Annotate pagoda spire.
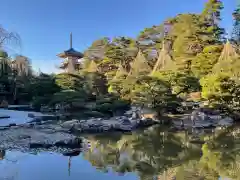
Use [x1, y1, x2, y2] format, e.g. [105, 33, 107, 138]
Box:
[70, 33, 73, 49]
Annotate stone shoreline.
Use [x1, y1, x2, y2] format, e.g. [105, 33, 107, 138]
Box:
[0, 106, 236, 153]
[0, 106, 159, 152]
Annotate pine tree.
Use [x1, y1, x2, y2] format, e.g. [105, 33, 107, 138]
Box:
[199, 0, 224, 44]
[108, 65, 127, 94]
[127, 50, 151, 78]
[192, 45, 222, 78]
[151, 42, 175, 75]
[112, 64, 127, 81]
[213, 40, 240, 79]
[171, 14, 202, 74]
[191, 0, 224, 77]
[86, 60, 98, 73]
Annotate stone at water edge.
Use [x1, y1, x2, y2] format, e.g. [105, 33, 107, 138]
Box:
[60, 120, 79, 129]
[218, 117, 233, 127]
[28, 113, 35, 118]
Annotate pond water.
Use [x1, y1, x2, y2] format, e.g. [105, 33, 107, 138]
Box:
[0, 109, 47, 126]
[0, 124, 240, 180]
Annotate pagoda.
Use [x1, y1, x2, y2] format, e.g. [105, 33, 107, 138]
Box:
[57, 33, 84, 73]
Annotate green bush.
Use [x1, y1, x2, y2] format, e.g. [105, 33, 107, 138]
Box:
[94, 99, 130, 116]
[32, 95, 53, 110]
[95, 103, 113, 114]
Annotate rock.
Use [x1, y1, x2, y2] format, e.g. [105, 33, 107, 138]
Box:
[8, 123, 17, 127]
[54, 126, 70, 133]
[218, 117, 233, 127]
[28, 113, 35, 118]
[18, 135, 31, 139]
[118, 125, 132, 131]
[61, 120, 79, 129]
[120, 118, 132, 125]
[101, 124, 112, 131]
[0, 127, 9, 130]
[209, 115, 221, 121]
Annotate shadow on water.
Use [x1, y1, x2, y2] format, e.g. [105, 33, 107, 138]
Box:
[1, 125, 240, 180]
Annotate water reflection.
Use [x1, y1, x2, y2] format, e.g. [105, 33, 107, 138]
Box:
[0, 150, 137, 180]
[0, 150, 6, 160]
[83, 126, 240, 180]
[0, 126, 240, 180]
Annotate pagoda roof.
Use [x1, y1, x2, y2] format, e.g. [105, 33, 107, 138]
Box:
[57, 48, 84, 58]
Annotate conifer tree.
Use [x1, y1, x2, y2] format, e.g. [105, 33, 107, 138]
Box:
[191, 0, 224, 77]
[86, 60, 98, 73]
[127, 50, 151, 78]
[200, 0, 224, 44]
[213, 40, 240, 79]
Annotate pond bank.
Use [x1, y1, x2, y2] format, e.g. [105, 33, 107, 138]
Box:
[0, 107, 158, 152]
[0, 106, 236, 153]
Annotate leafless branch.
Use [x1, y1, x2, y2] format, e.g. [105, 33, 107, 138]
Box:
[0, 25, 21, 49]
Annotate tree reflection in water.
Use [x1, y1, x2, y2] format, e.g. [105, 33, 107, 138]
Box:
[83, 126, 240, 180]
[0, 150, 6, 160]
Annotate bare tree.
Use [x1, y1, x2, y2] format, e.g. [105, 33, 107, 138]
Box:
[12, 55, 31, 76]
[0, 25, 21, 48]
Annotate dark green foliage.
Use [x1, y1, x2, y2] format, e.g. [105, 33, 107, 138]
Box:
[31, 73, 60, 97]
[192, 45, 222, 78]
[55, 73, 84, 91]
[130, 76, 181, 114]
[94, 95, 130, 116]
[83, 72, 108, 96]
[31, 95, 53, 110]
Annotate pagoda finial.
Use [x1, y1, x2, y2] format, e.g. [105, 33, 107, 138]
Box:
[70, 33, 73, 49]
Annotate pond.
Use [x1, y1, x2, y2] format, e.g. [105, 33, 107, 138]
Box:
[0, 109, 55, 127]
[0, 109, 44, 126]
[0, 124, 239, 180]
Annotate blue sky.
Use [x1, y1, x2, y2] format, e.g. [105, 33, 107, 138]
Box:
[0, 0, 236, 73]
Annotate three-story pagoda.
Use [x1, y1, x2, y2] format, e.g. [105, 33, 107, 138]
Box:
[57, 33, 83, 73]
